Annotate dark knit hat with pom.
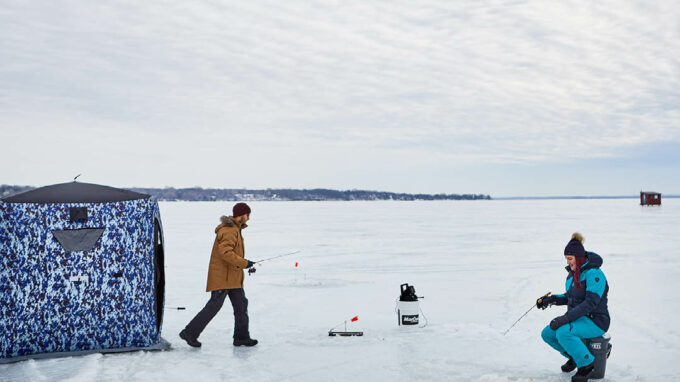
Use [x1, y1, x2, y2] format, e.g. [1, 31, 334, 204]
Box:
[233, 202, 251, 217]
[564, 232, 585, 257]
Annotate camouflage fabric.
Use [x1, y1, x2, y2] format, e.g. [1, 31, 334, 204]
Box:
[0, 198, 164, 360]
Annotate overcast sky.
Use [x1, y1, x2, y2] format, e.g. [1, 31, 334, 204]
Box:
[1, 1, 679, 197]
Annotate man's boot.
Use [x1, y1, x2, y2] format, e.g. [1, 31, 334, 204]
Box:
[179, 329, 202, 348]
[571, 362, 594, 382]
[233, 338, 258, 347]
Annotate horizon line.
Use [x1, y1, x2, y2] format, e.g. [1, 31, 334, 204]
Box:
[3, 184, 678, 200]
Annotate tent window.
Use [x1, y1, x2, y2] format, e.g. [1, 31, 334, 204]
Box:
[52, 228, 104, 252]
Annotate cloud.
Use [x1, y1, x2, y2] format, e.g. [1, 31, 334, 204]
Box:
[1, 0, 679, 188]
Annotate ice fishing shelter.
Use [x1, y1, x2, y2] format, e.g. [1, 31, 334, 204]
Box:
[640, 191, 661, 206]
[0, 182, 168, 363]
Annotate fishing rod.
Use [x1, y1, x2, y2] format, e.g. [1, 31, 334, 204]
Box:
[248, 250, 301, 275]
[503, 292, 550, 336]
[254, 250, 300, 264]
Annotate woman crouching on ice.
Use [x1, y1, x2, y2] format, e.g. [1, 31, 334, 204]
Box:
[537, 233, 610, 382]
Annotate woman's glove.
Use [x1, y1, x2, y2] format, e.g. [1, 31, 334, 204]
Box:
[549, 314, 570, 330]
[536, 294, 557, 310]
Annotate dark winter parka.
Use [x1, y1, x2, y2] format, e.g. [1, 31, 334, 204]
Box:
[553, 251, 610, 331]
[206, 216, 249, 291]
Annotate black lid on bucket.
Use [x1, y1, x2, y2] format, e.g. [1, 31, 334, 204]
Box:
[400, 284, 418, 301]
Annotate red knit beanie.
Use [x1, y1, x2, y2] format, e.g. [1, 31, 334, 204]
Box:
[233, 202, 251, 217]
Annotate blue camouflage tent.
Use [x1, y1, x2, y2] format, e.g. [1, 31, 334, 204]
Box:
[0, 182, 169, 363]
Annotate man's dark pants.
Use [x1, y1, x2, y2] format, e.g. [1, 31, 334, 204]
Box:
[184, 288, 250, 340]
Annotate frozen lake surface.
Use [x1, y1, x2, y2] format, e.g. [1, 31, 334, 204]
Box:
[2, 199, 679, 381]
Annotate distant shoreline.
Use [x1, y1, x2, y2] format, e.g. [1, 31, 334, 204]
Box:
[0, 185, 491, 202]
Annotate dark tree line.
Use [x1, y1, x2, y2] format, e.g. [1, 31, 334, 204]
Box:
[1, 185, 491, 201]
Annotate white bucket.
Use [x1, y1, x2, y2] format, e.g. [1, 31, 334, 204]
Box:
[396, 300, 419, 326]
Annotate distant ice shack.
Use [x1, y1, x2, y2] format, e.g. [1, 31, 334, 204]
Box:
[640, 191, 661, 206]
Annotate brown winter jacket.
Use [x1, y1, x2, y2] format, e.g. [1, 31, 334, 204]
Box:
[206, 216, 249, 291]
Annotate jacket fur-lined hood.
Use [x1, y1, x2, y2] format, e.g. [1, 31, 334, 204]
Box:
[220, 215, 236, 226]
[216, 215, 247, 232]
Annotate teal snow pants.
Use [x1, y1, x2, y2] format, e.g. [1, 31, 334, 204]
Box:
[541, 316, 605, 368]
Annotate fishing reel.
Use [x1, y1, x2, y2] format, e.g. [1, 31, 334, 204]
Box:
[248, 267, 257, 276]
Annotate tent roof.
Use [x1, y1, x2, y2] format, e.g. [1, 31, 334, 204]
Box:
[2, 182, 150, 203]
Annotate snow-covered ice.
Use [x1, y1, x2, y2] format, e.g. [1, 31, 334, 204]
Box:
[2, 199, 679, 381]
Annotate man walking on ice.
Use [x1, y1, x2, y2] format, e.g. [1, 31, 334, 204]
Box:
[180, 202, 258, 347]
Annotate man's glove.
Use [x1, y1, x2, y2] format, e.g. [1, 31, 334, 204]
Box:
[245, 260, 255, 269]
[536, 294, 557, 310]
[549, 314, 570, 330]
